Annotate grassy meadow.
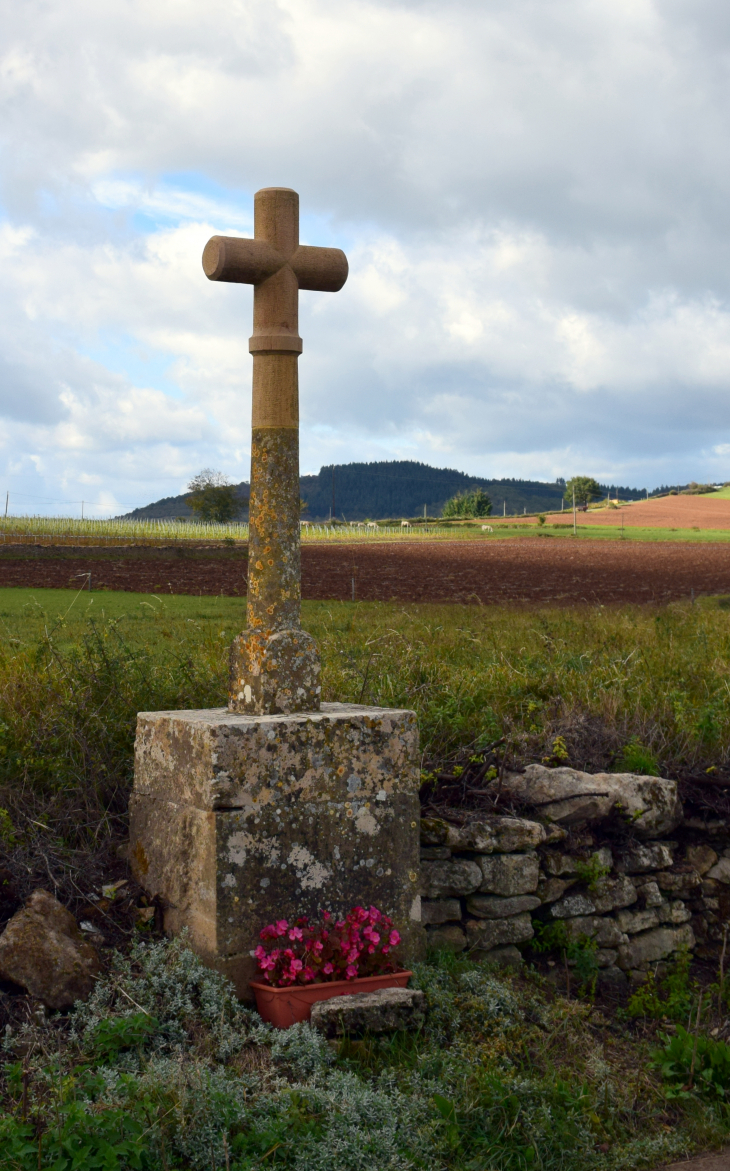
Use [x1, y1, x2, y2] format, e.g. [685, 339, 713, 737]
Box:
[1, 585, 730, 850]
[3, 587, 730, 1169]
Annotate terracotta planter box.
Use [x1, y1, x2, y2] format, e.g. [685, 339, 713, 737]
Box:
[250, 970, 412, 1029]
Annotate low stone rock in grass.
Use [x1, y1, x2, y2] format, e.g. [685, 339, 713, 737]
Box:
[656, 869, 702, 897]
[705, 857, 730, 885]
[500, 765, 682, 837]
[420, 859, 482, 898]
[420, 898, 461, 925]
[615, 906, 661, 935]
[536, 876, 576, 904]
[426, 924, 467, 952]
[473, 944, 523, 967]
[685, 844, 718, 875]
[596, 948, 618, 968]
[466, 894, 541, 919]
[445, 817, 546, 854]
[617, 923, 695, 970]
[591, 876, 637, 913]
[465, 911, 534, 950]
[310, 987, 427, 1038]
[477, 854, 540, 896]
[0, 889, 100, 1009]
[614, 842, 674, 874]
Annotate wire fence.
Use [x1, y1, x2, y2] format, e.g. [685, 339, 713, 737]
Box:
[0, 516, 470, 546]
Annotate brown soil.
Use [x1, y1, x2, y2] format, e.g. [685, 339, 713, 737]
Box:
[490, 494, 730, 530]
[2, 537, 730, 605]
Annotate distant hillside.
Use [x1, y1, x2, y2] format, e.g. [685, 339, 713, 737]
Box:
[122, 483, 250, 520]
[299, 461, 645, 520]
[122, 461, 646, 521]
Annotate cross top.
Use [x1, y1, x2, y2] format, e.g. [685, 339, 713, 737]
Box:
[202, 188, 348, 716]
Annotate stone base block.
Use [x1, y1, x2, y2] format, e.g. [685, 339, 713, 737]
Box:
[130, 702, 425, 999]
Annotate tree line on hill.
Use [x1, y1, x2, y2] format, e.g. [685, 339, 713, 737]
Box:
[121, 460, 648, 523]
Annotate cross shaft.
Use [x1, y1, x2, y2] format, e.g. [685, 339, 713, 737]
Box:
[203, 188, 348, 714]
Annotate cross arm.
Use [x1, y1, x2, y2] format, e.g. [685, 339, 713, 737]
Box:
[202, 235, 284, 285]
[202, 235, 348, 293]
[290, 246, 348, 292]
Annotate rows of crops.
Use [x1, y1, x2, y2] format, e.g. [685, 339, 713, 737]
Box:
[0, 516, 460, 545]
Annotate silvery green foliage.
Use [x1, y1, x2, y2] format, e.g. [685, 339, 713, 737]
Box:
[456, 968, 521, 1025]
[138, 1057, 250, 1171]
[251, 1069, 441, 1171]
[409, 962, 464, 1044]
[70, 932, 269, 1061]
[269, 1021, 334, 1078]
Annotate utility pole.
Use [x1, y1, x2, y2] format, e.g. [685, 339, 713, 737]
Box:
[331, 466, 335, 523]
[503, 500, 506, 516]
[424, 504, 427, 520]
[573, 488, 576, 536]
[3, 491, 7, 519]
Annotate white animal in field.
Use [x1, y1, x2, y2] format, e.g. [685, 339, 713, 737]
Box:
[482, 525, 493, 532]
[366, 522, 378, 529]
[401, 520, 411, 528]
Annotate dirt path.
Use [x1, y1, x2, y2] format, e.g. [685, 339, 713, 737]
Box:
[662, 1151, 730, 1171]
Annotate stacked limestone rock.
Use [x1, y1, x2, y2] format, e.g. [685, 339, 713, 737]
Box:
[420, 763, 727, 990]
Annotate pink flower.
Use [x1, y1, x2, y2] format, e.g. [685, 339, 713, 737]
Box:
[367, 944, 376, 954]
[290, 958, 303, 972]
[288, 926, 303, 941]
[254, 945, 266, 959]
[389, 930, 401, 947]
[275, 920, 289, 936]
[302, 966, 315, 982]
[368, 906, 382, 923]
[323, 962, 334, 975]
[382, 946, 390, 955]
[312, 940, 324, 953]
[346, 964, 358, 979]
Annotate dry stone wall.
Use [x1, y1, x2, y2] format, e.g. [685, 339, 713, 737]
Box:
[420, 764, 729, 991]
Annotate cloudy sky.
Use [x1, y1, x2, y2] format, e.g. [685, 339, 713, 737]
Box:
[3, 0, 730, 514]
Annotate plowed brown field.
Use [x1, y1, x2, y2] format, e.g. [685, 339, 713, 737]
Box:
[2, 538, 730, 605]
[491, 494, 730, 530]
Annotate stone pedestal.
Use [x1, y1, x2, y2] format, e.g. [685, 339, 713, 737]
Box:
[129, 702, 424, 999]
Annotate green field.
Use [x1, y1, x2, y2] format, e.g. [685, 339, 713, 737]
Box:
[3, 586, 730, 830]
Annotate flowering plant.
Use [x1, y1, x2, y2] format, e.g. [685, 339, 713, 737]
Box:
[254, 905, 402, 987]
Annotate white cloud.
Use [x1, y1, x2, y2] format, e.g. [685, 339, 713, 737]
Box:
[2, 0, 730, 510]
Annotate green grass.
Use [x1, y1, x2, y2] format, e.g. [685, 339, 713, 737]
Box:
[2, 587, 730, 853]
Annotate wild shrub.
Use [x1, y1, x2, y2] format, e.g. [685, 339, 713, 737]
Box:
[613, 738, 660, 776]
[624, 949, 697, 1022]
[652, 1026, 730, 1099]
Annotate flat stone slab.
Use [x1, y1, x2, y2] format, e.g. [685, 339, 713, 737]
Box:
[310, 987, 426, 1037]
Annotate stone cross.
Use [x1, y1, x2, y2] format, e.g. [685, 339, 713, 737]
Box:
[202, 188, 348, 715]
